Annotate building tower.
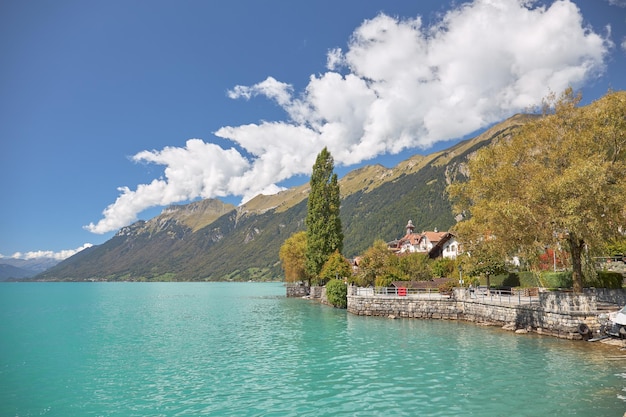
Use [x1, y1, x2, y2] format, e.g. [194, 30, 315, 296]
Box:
[405, 220, 415, 236]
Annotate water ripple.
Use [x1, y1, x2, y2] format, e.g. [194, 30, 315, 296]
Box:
[1, 283, 625, 416]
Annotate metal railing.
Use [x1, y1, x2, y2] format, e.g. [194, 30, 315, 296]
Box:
[352, 285, 540, 305]
[374, 286, 446, 297]
[350, 286, 452, 299]
[467, 287, 539, 305]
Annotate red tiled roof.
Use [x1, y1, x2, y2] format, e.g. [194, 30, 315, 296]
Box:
[401, 233, 421, 245]
[422, 231, 448, 243]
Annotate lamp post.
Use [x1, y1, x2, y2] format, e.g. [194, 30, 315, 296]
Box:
[458, 265, 463, 287]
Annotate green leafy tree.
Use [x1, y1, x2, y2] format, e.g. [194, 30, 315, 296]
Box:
[449, 89, 626, 292]
[355, 242, 435, 286]
[375, 254, 406, 287]
[319, 250, 352, 286]
[279, 231, 310, 284]
[606, 237, 626, 257]
[458, 242, 507, 294]
[355, 239, 392, 287]
[305, 148, 343, 280]
[325, 278, 348, 308]
[398, 253, 433, 281]
[431, 257, 455, 278]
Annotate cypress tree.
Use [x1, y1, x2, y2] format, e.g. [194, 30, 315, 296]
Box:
[305, 147, 343, 282]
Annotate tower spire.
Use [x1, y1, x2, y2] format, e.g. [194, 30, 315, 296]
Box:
[405, 220, 415, 236]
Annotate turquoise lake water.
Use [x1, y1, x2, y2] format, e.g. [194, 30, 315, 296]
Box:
[1, 282, 625, 416]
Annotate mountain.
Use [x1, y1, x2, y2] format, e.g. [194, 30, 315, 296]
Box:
[0, 264, 32, 281]
[0, 257, 60, 281]
[36, 114, 534, 282]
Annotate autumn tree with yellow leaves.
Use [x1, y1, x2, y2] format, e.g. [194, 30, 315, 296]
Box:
[279, 231, 311, 284]
[449, 89, 626, 292]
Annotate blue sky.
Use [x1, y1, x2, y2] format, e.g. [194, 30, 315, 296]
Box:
[1, 0, 625, 260]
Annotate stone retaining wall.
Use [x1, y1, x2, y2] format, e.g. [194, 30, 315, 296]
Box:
[347, 290, 605, 340]
[584, 288, 626, 306]
[286, 284, 309, 298]
[286, 285, 332, 306]
[309, 286, 324, 300]
[347, 296, 463, 320]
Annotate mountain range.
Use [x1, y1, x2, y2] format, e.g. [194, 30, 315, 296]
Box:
[35, 114, 534, 282]
[0, 257, 61, 281]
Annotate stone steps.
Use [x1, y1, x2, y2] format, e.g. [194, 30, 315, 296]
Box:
[597, 302, 621, 312]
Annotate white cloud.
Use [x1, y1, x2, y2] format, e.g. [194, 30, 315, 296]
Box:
[607, 0, 626, 7]
[5, 243, 94, 261]
[227, 76, 294, 108]
[87, 0, 610, 234]
[326, 47, 345, 70]
[85, 140, 250, 234]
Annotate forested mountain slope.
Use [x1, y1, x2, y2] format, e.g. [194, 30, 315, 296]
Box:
[37, 114, 533, 281]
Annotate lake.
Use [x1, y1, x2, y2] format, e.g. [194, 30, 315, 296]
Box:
[1, 282, 625, 416]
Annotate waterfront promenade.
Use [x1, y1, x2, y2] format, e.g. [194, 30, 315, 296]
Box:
[353, 285, 542, 306]
[346, 286, 626, 340]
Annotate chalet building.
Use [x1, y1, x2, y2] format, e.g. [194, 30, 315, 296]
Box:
[388, 220, 460, 260]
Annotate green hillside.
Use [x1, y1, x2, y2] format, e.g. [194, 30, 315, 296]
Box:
[36, 114, 532, 282]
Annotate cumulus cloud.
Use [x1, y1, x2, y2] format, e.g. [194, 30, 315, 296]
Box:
[5, 243, 94, 261]
[85, 140, 250, 234]
[87, 0, 609, 234]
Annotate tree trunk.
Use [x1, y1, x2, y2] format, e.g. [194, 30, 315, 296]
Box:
[569, 232, 585, 293]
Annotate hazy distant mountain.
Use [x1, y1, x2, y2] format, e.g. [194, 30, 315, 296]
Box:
[0, 257, 60, 280]
[36, 114, 534, 282]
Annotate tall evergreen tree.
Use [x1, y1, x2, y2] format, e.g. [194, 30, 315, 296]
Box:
[305, 148, 343, 281]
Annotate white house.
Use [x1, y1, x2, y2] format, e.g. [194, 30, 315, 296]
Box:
[389, 220, 460, 260]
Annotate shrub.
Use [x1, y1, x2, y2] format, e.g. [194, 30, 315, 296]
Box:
[518, 271, 540, 287]
[587, 271, 624, 289]
[477, 270, 624, 289]
[487, 273, 507, 287]
[489, 272, 540, 288]
[437, 279, 455, 294]
[326, 279, 347, 308]
[499, 273, 520, 287]
[540, 271, 572, 288]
